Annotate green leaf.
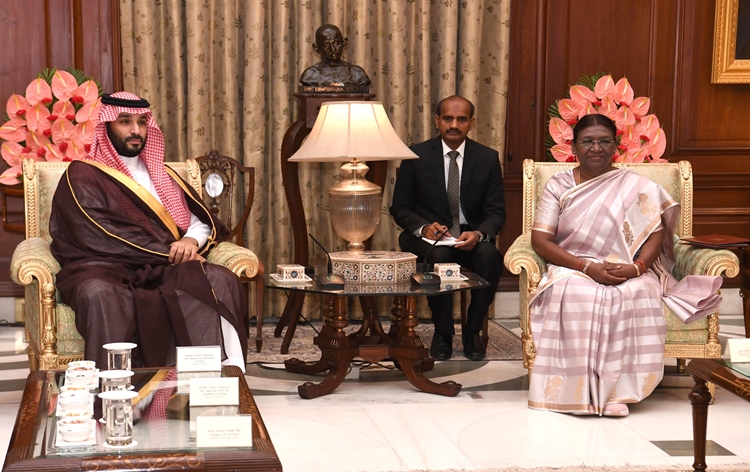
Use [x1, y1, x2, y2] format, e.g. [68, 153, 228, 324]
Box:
[547, 100, 561, 119]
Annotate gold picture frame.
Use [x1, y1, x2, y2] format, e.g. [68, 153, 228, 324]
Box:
[713, 0, 750, 83]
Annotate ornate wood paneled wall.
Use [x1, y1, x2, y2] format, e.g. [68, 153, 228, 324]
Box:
[0, 0, 119, 296]
[500, 0, 750, 289]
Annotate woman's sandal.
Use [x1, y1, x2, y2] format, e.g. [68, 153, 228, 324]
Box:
[603, 403, 629, 417]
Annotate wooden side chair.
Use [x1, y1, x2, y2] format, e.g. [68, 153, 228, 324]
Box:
[196, 150, 264, 352]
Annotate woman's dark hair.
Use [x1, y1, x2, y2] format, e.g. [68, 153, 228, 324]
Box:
[573, 114, 617, 141]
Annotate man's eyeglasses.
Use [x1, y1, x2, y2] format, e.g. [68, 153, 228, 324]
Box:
[575, 139, 616, 149]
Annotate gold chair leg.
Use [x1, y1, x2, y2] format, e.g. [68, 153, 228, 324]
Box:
[676, 358, 686, 373]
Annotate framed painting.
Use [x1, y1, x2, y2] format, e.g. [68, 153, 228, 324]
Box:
[713, 0, 750, 83]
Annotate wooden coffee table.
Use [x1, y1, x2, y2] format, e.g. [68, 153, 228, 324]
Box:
[687, 358, 750, 472]
[2, 366, 282, 471]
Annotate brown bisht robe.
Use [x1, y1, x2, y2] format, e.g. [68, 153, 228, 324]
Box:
[50, 160, 248, 368]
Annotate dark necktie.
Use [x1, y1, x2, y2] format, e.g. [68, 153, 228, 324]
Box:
[447, 150, 461, 238]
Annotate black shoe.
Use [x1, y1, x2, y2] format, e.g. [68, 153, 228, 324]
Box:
[463, 332, 486, 361]
[430, 333, 453, 361]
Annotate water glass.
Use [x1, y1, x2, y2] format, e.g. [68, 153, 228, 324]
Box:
[98, 370, 133, 423]
[98, 390, 138, 447]
[102, 342, 137, 371]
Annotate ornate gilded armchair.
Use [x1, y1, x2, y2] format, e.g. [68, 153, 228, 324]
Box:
[504, 159, 739, 373]
[10, 158, 260, 371]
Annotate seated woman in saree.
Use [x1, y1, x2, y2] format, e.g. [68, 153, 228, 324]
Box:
[527, 114, 720, 417]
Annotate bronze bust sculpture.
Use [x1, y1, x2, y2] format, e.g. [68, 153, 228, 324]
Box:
[300, 24, 371, 92]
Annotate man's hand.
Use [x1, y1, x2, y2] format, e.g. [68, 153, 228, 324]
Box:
[454, 231, 480, 251]
[422, 222, 449, 240]
[169, 237, 205, 264]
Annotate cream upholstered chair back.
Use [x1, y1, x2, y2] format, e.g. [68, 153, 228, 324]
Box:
[24, 159, 203, 242]
[521, 160, 692, 237]
[505, 159, 739, 379]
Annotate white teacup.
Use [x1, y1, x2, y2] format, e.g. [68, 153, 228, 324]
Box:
[58, 417, 93, 442]
[68, 360, 96, 370]
[434, 263, 462, 279]
[58, 408, 93, 419]
[66, 368, 96, 386]
[277, 264, 306, 280]
[58, 391, 91, 411]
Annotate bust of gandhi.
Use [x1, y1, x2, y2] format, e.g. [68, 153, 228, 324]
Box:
[300, 24, 371, 88]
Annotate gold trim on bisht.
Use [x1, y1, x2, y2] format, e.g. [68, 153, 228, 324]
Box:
[166, 166, 218, 256]
[82, 161, 181, 240]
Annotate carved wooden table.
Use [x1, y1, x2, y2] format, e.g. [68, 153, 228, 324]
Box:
[267, 273, 490, 399]
[687, 359, 750, 472]
[3, 366, 282, 471]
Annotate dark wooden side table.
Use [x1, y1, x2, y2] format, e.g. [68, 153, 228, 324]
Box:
[686, 358, 750, 472]
[267, 273, 490, 399]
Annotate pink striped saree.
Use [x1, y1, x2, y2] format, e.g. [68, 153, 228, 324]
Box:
[528, 168, 679, 415]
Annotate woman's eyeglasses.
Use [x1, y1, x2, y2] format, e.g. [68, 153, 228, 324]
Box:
[575, 139, 616, 149]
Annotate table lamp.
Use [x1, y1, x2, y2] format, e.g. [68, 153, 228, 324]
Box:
[288, 101, 418, 251]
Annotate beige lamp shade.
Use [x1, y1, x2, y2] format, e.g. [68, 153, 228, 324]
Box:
[288, 101, 416, 253]
[288, 101, 418, 162]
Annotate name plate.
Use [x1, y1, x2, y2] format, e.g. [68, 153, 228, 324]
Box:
[196, 415, 253, 448]
[190, 377, 239, 406]
[728, 338, 750, 363]
[176, 346, 221, 372]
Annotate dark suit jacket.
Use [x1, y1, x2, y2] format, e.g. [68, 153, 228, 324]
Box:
[390, 137, 506, 239]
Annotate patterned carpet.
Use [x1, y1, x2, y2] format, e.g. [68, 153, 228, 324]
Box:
[248, 319, 523, 364]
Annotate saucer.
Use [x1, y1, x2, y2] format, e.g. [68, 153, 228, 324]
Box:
[55, 419, 97, 447]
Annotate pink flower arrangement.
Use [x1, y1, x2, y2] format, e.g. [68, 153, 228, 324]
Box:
[546, 72, 667, 164]
[0, 68, 102, 185]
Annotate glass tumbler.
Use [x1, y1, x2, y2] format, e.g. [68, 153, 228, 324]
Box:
[98, 370, 134, 423]
[102, 342, 137, 371]
[98, 390, 138, 447]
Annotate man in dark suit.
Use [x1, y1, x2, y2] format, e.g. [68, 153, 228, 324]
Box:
[390, 95, 505, 361]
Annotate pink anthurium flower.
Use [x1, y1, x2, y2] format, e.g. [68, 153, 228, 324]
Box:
[41, 142, 64, 162]
[647, 128, 666, 159]
[25, 78, 53, 106]
[614, 105, 636, 129]
[0, 119, 27, 142]
[619, 125, 641, 151]
[52, 100, 76, 118]
[624, 148, 648, 163]
[598, 96, 618, 120]
[0, 166, 22, 185]
[612, 77, 634, 106]
[25, 130, 50, 151]
[569, 85, 597, 106]
[556, 98, 580, 122]
[75, 100, 101, 124]
[51, 70, 78, 101]
[635, 114, 660, 137]
[594, 75, 615, 99]
[25, 103, 51, 133]
[548, 118, 574, 145]
[75, 121, 95, 145]
[577, 102, 599, 119]
[65, 139, 88, 160]
[6, 94, 30, 118]
[73, 80, 99, 105]
[51, 117, 76, 144]
[630, 97, 650, 119]
[550, 143, 573, 162]
[1, 142, 24, 168]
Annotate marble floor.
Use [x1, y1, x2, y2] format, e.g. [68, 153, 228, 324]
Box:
[1, 291, 750, 472]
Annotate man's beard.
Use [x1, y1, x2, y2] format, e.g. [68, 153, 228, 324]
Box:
[106, 124, 146, 157]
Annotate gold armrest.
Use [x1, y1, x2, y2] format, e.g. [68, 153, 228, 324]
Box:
[10, 237, 60, 287]
[206, 241, 260, 279]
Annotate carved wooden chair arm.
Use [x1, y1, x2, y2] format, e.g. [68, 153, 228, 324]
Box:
[504, 231, 547, 281]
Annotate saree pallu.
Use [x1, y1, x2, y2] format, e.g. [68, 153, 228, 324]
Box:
[528, 169, 678, 415]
